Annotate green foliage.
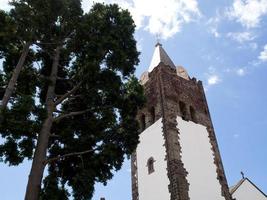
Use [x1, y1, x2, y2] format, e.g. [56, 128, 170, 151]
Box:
[48, 77, 144, 199]
[0, 94, 37, 164]
[0, 10, 17, 57]
[40, 165, 69, 200]
[0, 1, 145, 199]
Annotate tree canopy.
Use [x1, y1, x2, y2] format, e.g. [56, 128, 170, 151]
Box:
[0, 0, 145, 199]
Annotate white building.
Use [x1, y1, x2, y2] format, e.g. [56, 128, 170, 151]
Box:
[230, 178, 266, 200]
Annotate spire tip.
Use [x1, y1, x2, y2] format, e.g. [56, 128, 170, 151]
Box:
[155, 42, 162, 47]
[155, 33, 162, 47]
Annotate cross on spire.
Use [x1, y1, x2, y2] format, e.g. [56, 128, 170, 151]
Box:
[241, 171, 245, 179]
[155, 33, 162, 47]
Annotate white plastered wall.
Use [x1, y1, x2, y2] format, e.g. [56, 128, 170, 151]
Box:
[177, 116, 225, 200]
[232, 179, 267, 200]
[136, 118, 170, 200]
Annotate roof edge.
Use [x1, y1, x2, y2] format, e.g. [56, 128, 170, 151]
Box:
[230, 178, 267, 197]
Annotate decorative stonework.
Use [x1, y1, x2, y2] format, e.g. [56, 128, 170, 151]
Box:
[131, 151, 139, 200]
[132, 59, 233, 200]
[176, 66, 189, 80]
[207, 127, 232, 200]
[158, 67, 190, 200]
[140, 71, 149, 85]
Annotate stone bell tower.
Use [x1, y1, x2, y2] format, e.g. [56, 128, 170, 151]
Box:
[131, 43, 232, 200]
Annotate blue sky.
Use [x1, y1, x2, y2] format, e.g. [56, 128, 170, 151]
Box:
[0, 0, 267, 199]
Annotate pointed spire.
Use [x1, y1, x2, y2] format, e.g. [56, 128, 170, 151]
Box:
[148, 43, 176, 72]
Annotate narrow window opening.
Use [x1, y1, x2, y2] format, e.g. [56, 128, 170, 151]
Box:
[179, 101, 187, 120]
[140, 114, 146, 131]
[147, 157, 155, 174]
[190, 106, 197, 123]
[150, 107, 155, 124]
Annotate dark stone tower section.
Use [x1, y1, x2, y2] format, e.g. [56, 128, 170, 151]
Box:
[131, 151, 139, 200]
[131, 44, 232, 200]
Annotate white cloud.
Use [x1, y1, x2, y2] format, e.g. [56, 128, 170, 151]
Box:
[236, 68, 246, 76]
[224, 67, 247, 76]
[206, 14, 222, 38]
[227, 31, 255, 43]
[1, 0, 200, 39]
[210, 27, 220, 38]
[226, 0, 267, 28]
[258, 44, 267, 61]
[82, 0, 201, 39]
[204, 74, 222, 91]
[0, 0, 12, 11]
[207, 75, 221, 86]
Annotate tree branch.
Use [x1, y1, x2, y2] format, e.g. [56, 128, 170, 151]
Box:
[54, 81, 83, 106]
[49, 133, 61, 138]
[54, 109, 90, 122]
[44, 146, 100, 165]
[56, 76, 69, 80]
[1, 42, 31, 109]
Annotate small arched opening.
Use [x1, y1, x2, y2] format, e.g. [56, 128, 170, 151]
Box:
[179, 101, 187, 120]
[147, 157, 155, 174]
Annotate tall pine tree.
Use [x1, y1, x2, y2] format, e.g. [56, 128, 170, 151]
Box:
[0, 0, 145, 199]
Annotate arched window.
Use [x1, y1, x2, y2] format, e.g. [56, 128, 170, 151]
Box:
[150, 107, 155, 124]
[190, 106, 197, 122]
[147, 157, 155, 174]
[179, 101, 187, 120]
[140, 114, 146, 131]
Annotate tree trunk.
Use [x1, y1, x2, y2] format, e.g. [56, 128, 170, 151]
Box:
[24, 46, 60, 200]
[1, 41, 31, 109]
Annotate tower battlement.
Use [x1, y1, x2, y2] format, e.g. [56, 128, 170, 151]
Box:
[138, 63, 210, 129]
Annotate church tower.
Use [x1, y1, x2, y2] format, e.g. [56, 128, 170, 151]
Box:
[131, 43, 233, 200]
